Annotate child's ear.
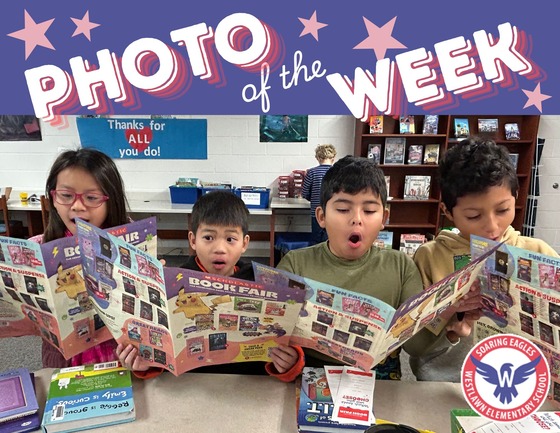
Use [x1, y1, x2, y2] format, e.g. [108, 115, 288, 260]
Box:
[315, 206, 326, 228]
[188, 231, 197, 252]
[381, 207, 390, 229]
[241, 234, 250, 253]
[440, 203, 454, 222]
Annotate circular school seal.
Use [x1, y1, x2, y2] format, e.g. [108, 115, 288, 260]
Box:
[461, 334, 549, 422]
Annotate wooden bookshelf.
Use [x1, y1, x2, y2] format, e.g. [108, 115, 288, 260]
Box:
[355, 115, 540, 249]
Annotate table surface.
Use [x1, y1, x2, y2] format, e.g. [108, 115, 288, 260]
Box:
[7, 197, 311, 214]
[31, 369, 481, 433]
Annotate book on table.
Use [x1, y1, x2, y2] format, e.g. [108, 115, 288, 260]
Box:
[0, 217, 158, 360]
[297, 366, 370, 433]
[41, 362, 135, 433]
[0, 368, 39, 432]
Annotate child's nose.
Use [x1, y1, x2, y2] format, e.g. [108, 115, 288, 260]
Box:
[350, 211, 363, 225]
[71, 196, 87, 211]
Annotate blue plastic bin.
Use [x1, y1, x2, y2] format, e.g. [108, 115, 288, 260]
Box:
[169, 186, 200, 204]
[234, 187, 270, 209]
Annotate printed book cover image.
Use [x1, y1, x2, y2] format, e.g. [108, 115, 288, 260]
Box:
[368, 115, 383, 134]
[76, 219, 307, 376]
[41, 362, 135, 433]
[454, 118, 469, 138]
[383, 138, 406, 164]
[422, 115, 439, 134]
[297, 366, 365, 433]
[0, 217, 157, 360]
[403, 175, 431, 200]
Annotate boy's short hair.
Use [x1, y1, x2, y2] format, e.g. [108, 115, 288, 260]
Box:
[191, 191, 249, 235]
[440, 137, 519, 211]
[320, 155, 387, 209]
[315, 144, 337, 161]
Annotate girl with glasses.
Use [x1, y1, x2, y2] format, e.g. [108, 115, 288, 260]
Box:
[29, 148, 129, 369]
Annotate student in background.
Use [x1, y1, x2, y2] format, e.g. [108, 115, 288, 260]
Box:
[117, 190, 304, 381]
[278, 156, 478, 379]
[411, 137, 559, 382]
[29, 148, 130, 368]
[302, 144, 337, 245]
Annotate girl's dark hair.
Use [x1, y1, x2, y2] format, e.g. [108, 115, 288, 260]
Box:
[43, 148, 129, 242]
[439, 137, 518, 211]
[191, 191, 249, 236]
[320, 155, 387, 210]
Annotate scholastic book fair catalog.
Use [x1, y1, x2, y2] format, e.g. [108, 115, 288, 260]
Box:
[256, 245, 499, 372]
[0, 218, 157, 360]
[76, 219, 307, 376]
[471, 236, 560, 406]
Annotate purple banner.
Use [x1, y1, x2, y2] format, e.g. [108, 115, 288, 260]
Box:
[1, 1, 558, 119]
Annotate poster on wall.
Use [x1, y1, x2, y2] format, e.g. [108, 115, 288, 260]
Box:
[0, 115, 41, 141]
[259, 115, 308, 142]
[76, 117, 207, 159]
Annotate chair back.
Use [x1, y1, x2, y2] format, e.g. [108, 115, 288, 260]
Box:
[0, 194, 10, 236]
[40, 195, 50, 231]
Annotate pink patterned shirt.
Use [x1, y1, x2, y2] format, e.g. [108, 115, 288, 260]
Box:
[31, 232, 118, 368]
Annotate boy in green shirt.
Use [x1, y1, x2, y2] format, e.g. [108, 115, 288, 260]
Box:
[411, 138, 558, 382]
[278, 155, 479, 379]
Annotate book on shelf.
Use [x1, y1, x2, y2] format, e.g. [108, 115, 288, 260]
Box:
[0, 218, 158, 360]
[399, 234, 427, 258]
[505, 122, 520, 140]
[509, 153, 519, 170]
[477, 118, 498, 133]
[367, 144, 382, 164]
[423, 144, 440, 164]
[454, 118, 469, 138]
[41, 362, 135, 433]
[403, 175, 431, 200]
[422, 115, 439, 134]
[384, 176, 391, 199]
[399, 115, 415, 134]
[368, 115, 383, 134]
[0, 368, 39, 429]
[383, 137, 406, 164]
[297, 367, 369, 433]
[373, 231, 393, 249]
[407, 145, 423, 165]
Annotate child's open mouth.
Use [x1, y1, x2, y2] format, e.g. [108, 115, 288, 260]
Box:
[348, 233, 362, 246]
[212, 260, 226, 270]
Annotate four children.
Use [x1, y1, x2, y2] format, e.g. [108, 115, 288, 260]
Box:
[10, 138, 560, 385]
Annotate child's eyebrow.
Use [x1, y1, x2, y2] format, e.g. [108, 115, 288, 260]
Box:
[332, 198, 382, 206]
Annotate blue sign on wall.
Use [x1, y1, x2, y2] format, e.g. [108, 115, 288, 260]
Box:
[76, 118, 207, 159]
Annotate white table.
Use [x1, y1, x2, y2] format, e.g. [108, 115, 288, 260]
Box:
[30, 369, 505, 433]
[7, 195, 310, 266]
